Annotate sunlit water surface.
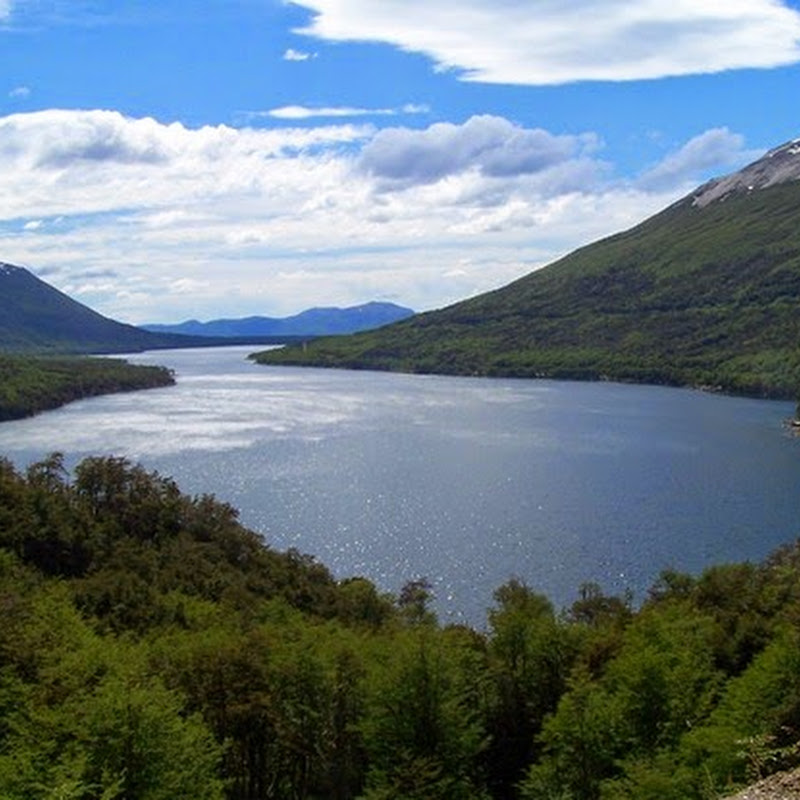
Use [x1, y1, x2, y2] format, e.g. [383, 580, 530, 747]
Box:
[1, 346, 798, 626]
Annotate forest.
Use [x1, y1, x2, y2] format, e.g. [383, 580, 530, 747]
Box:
[0, 356, 174, 421]
[1, 453, 800, 799]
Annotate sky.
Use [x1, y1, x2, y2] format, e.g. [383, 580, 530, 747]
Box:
[1, 1, 799, 324]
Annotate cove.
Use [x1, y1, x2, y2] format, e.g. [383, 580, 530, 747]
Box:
[0, 345, 797, 626]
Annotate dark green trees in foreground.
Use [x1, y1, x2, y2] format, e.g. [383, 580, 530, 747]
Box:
[2, 454, 800, 798]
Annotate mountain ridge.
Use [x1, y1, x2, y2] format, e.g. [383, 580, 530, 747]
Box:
[690, 137, 800, 208]
[0, 263, 306, 354]
[143, 301, 415, 338]
[0, 262, 186, 353]
[254, 139, 800, 399]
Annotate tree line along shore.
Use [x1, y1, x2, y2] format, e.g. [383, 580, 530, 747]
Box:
[0, 354, 174, 422]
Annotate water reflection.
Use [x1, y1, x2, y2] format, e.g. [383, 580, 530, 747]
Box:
[0, 346, 797, 626]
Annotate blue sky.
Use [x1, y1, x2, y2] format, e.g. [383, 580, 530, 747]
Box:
[1, 0, 800, 323]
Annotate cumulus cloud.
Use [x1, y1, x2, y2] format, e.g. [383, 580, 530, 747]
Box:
[257, 103, 429, 120]
[0, 109, 737, 323]
[637, 128, 762, 191]
[291, 0, 800, 84]
[0, 109, 372, 216]
[359, 115, 600, 188]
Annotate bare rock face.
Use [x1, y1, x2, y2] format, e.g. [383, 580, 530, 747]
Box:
[691, 139, 800, 208]
[724, 767, 800, 799]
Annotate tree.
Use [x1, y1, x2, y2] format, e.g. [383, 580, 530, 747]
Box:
[485, 579, 576, 798]
[397, 579, 436, 626]
[360, 629, 489, 799]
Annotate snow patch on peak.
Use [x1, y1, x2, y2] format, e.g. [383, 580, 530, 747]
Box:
[0, 262, 23, 276]
[691, 136, 800, 208]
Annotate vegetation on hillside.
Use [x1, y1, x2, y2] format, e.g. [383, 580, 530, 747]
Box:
[0, 355, 174, 421]
[255, 183, 800, 399]
[2, 453, 800, 798]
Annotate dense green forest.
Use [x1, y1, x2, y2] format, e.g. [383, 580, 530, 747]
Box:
[1, 453, 800, 798]
[0, 355, 174, 421]
[255, 182, 800, 399]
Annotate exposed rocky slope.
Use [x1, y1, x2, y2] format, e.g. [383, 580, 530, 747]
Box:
[726, 768, 800, 800]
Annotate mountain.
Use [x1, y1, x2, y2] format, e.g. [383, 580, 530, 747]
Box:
[0, 262, 195, 353]
[0, 263, 302, 354]
[255, 138, 800, 399]
[143, 301, 415, 337]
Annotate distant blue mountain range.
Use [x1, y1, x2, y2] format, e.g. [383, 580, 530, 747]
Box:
[143, 301, 415, 337]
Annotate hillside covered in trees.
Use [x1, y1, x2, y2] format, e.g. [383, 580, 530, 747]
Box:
[0, 355, 174, 421]
[256, 143, 800, 400]
[2, 453, 800, 799]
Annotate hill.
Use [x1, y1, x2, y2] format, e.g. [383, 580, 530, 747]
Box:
[0, 262, 302, 355]
[0, 354, 174, 421]
[143, 300, 415, 337]
[0, 262, 195, 354]
[254, 139, 800, 399]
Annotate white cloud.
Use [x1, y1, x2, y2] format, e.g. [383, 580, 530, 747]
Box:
[283, 47, 316, 61]
[255, 104, 429, 120]
[291, 0, 800, 84]
[0, 0, 12, 20]
[359, 115, 601, 188]
[8, 86, 30, 99]
[0, 109, 372, 216]
[0, 109, 739, 323]
[637, 128, 762, 191]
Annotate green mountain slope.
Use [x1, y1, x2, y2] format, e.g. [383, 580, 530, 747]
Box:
[255, 143, 800, 398]
[0, 262, 194, 353]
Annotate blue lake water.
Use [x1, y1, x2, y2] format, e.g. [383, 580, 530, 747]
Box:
[1, 345, 798, 626]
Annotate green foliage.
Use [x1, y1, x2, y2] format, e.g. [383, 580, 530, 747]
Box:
[0, 355, 174, 421]
[680, 627, 800, 793]
[485, 580, 579, 797]
[397, 578, 437, 626]
[359, 628, 489, 799]
[0, 578, 224, 800]
[2, 454, 800, 798]
[254, 182, 800, 399]
[522, 666, 620, 800]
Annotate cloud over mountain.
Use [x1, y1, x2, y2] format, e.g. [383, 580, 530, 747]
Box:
[0, 109, 761, 324]
[291, 0, 800, 84]
[637, 128, 761, 192]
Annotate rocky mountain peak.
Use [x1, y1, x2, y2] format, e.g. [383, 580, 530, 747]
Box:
[691, 137, 800, 208]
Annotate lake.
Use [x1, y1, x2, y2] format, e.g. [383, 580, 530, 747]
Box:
[1, 345, 798, 626]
